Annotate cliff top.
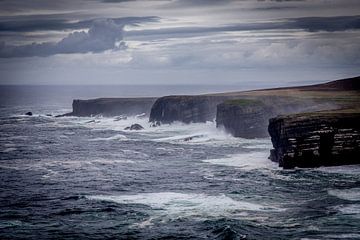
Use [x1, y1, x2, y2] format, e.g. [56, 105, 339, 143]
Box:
[221, 99, 264, 106]
[270, 108, 360, 123]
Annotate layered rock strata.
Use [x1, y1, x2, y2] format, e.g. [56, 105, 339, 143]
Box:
[268, 111, 360, 169]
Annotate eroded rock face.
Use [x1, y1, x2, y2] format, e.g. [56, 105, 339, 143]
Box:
[215, 95, 341, 139]
[216, 99, 274, 138]
[268, 112, 360, 169]
[149, 96, 230, 124]
[62, 98, 156, 117]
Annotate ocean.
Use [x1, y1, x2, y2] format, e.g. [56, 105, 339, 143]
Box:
[0, 85, 359, 239]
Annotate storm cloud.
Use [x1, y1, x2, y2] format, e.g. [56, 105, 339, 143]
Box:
[0, 0, 359, 85]
[0, 19, 125, 57]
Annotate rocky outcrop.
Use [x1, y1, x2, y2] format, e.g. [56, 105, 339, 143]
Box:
[149, 95, 231, 124]
[62, 98, 156, 117]
[124, 124, 144, 130]
[268, 111, 360, 169]
[216, 99, 274, 138]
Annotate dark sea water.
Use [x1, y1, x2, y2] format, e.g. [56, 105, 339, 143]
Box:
[0, 85, 360, 240]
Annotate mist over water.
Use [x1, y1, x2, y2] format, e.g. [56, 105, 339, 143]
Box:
[0, 84, 245, 109]
[1, 85, 360, 239]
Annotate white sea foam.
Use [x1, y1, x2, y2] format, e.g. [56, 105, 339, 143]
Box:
[62, 116, 272, 148]
[336, 204, 360, 217]
[202, 151, 277, 170]
[2, 147, 17, 153]
[317, 165, 360, 175]
[87, 192, 281, 221]
[328, 188, 360, 201]
[150, 121, 241, 146]
[88, 134, 127, 141]
[81, 116, 150, 132]
[322, 234, 360, 239]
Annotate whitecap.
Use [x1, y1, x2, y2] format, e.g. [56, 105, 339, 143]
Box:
[88, 134, 127, 141]
[87, 192, 282, 221]
[322, 234, 360, 239]
[337, 204, 360, 217]
[328, 188, 360, 201]
[202, 151, 277, 170]
[317, 165, 360, 175]
[2, 147, 17, 153]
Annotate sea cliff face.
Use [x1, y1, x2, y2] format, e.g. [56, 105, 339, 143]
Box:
[215, 96, 338, 138]
[149, 95, 230, 124]
[268, 112, 360, 169]
[216, 99, 274, 138]
[65, 98, 156, 117]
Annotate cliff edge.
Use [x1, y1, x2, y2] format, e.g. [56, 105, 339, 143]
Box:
[62, 97, 156, 117]
[149, 95, 231, 123]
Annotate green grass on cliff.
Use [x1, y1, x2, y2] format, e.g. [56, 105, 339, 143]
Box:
[224, 99, 264, 106]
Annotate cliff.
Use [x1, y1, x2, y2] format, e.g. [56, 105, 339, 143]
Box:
[215, 76, 360, 138]
[62, 97, 156, 117]
[216, 99, 274, 138]
[268, 110, 360, 169]
[149, 77, 359, 132]
[149, 95, 231, 123]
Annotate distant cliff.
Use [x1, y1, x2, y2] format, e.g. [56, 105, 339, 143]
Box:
[268, 111, 360, 169]
[62, 98, 156, 117]
[149, 95, 231, 123]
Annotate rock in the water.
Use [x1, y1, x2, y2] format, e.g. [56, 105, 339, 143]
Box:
[268, 111, 360, 169]
[124, 124, 144, 130]
[25, 112, 33, 116]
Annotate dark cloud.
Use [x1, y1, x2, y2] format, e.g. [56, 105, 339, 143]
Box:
[0, 15, 159, 32]
[0, 19, 126, 57]
[127, 15, 360, 38]
[1, 14, 359, 58]
[290, 15, 360, 32]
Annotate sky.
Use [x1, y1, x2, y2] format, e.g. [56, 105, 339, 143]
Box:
[0, 0, 359, 87]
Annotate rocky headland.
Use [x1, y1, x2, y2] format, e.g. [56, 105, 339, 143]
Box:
[63, 76, 359, 168]
[61, 97, 156, 117]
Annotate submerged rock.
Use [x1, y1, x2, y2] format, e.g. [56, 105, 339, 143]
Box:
[124, 124, 144, 130]
[268, 111, 360, 169]
[25, 112, 33, 116]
